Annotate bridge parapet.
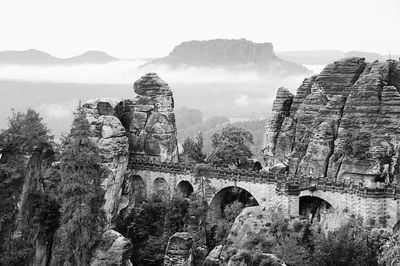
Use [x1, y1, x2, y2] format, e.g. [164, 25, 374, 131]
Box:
[128, 158, 287, 183]
[294, 176, 400, 198]
[128, 158, 400, 199]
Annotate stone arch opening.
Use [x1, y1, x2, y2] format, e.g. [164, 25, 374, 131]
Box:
[153, 177, 170, 200]
[131, 175, 146, 201]
[299, 196, 333, 224]
[177, 180, 194, 198]
[209, 186, 259, 221]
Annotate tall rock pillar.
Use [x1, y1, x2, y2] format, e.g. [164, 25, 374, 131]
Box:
[116, 73, 179, 163]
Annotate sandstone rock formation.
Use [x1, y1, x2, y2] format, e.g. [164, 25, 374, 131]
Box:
[263, 58, 400, 182]
[13, 145, 55, 266]
[115, 73, 179, 163]
[164, 232, 193, 266]
[91, 230, 132, 266]
[205, 207, 288, 266]
[83, 99, 129, 224]
[143, 39, 309, 75]
[263, 87, 294, 167]
[81, 74, 180, 264]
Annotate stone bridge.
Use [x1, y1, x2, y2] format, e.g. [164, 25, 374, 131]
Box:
[126, 159, 400, 230]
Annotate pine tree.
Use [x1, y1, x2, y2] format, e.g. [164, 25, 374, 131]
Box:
[0, 108, 53, 159]
[53, 107, 105, 265]
[0, 109, 54, 263]
[182, 132, 206, 163]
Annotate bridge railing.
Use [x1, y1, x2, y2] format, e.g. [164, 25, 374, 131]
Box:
[128, 158, 400, 198]
[128, 158, 289, 182]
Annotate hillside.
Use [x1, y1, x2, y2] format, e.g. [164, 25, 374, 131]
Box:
[0, 49, 119, 65]
[143, 39, 310, 76]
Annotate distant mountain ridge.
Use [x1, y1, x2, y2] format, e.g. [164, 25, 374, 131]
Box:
[143, 39, 310, 75]
[0, 49, 119, 65]
[276, 50, 399, 65]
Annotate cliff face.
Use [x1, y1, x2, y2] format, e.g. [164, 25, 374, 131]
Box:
[144, 39, 309, 75]
[83, 99, 129, 225]
[263, 58, 400, 182]
[115, 73, 179, 163]
[79, 73, 179, 265]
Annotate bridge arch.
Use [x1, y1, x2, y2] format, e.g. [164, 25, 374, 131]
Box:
[153, 177, 170, 200]
[299, 191, 344, 231]
[209, 186, 259, 221]
[299, 190, 339, 211]
[299, 195, 333, 223]
[177, 180, 194, 198]
[130, 175, 146, 202]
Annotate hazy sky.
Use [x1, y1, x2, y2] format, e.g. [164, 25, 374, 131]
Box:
[0, 0, 399, 58]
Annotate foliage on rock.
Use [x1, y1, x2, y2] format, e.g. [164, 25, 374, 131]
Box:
[0, 109, 55, 263]
[208, 125, 254, 168]
[379, 232, 400, 266]
[52, 108, 106, 265]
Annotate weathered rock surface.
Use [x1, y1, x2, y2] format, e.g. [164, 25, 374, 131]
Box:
[115, 73, 179, 163]
[263, 87, 294, 167]
[143, 39, 309, 75]
[205, 207, 288, 265]
[91, 230, 132, 266]
[263, 58, 400, 183]
[83, 99, 129, 225]
[164, 232, 193, 266]
[227, 252, 285, 266]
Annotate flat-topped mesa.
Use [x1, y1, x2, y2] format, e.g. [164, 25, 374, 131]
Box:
[165, 39, 275, 65]
[143, 39, 309, 75]
[115, 73, 179, 163]
[263, 58, 400, 184]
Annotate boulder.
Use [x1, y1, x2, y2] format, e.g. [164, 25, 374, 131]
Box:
[91, 230, 132, 266]
[164, 232, 193, 266]
[227, 251, 286, 266]
[205, 207, 289, 265]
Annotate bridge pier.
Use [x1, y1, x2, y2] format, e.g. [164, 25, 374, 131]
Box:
[287, 193, 300, 217]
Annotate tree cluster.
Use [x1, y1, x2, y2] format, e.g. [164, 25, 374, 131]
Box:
[183, 124, 256, 169]
[0, 107, 106, 266]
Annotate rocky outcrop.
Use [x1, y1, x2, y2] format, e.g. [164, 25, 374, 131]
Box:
[115, 73, 179, 163]
[205, 207, 288, 266]
[227, 252, 285, 266]
[263, 87, 294, 167]
[91, 230, 132, 266]
[13, 145, 55, 266]
[14, 145, 54, 237]
[143, 39, 309, 75]
[83, 99, 129, 225]
[263, 58, 400, 183]
[164, 232, 193, 266]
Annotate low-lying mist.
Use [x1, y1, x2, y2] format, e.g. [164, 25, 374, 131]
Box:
[0, 60, 314, 138]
